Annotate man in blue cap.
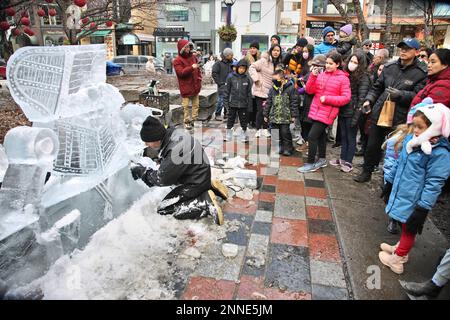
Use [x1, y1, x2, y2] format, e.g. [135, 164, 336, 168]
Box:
[314, 26, 338, 55]
[354, 38, 427, 183]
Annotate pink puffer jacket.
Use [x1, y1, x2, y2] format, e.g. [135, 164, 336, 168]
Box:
[248, 52, 274, 99]
[306, 69, 351, 125]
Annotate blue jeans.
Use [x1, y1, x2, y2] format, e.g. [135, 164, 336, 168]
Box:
[339, 117, 358, 164]
[215, 94, 225, 116]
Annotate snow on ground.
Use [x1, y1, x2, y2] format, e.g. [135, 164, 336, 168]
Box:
[0, 144, 7, 183]
[25, 186, 221, 300]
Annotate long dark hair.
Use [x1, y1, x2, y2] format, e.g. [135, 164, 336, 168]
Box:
[269, 44, 283, 71]
[326, 51, 343, 70]
[432, 48, 450, 66]
[343, 49, 368, 83]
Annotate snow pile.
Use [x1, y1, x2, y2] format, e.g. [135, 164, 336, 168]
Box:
[24, 187, 219, 300]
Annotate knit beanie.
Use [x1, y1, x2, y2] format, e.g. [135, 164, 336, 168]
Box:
[140, 116, 166, 142]
[340, 24, 353, 36]
[250, 41, 260, 50]
[322, 26, 336, 38]
[296, 37, 308, 48]
[406, 103, 450, 155]
[271, 35, 281, 44]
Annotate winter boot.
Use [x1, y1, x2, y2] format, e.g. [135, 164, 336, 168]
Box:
[380, 242, 408, 262]
[400, 280, 442, 298]
[211, 179, 228, 200]
[379, 251, 408, 274]
[207, 190, 224, 225]
[353, 170, 371, 183]
[387, 218, 400, 234]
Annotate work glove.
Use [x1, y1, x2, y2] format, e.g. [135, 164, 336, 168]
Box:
[406, 206, 429, 235]
[130, 163, 146, 180]
[379, 181, 393, 205]
[386, 87, 402, 101]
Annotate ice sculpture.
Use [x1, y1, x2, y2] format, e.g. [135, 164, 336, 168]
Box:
[0, 45, 151, 289]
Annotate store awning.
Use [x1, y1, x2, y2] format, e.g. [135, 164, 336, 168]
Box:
[135, 33, 154, 42]
[77, 29, 112, 38]
[119, 33, 140, 45]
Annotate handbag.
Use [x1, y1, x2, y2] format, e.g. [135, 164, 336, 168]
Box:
[377, 93, 396, 127]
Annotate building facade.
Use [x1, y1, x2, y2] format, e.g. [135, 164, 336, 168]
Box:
[155, 0, 216, 59]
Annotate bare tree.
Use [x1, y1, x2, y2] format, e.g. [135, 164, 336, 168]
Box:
[328, 0, 352, 24]
[412, 0, 436, 48]
[328, 0, 369, 42]
[384, 0, 394, 56]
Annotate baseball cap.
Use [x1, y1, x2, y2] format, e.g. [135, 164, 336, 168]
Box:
[397, 38, 420, 50]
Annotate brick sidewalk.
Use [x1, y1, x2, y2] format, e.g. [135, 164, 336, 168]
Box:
[180, 123, 350, 300]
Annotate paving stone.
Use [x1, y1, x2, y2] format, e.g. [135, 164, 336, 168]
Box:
[312, 284, 349, 300]
[251, 221, 272, 236]
[225, 213, 254, 246]
[305, 196, 329, 207]
[183, 276, 237, 300]
[306, 206, 333, 221]
[265, 244, 311, 293]
[278, 166, 304, 181]
[310, 259, 347, 288]
[254, 210, 273, 223]
[305, 187, 327, 199]
[271, 218, 308, 247]
[261, 185, 276, 193]
[274, 194, 306, 220]
[258, 192, 275, 203]
[262, 175, 278, 186]
[308, 219, 336, 235]
[242, 234, 270, 277]
[258, 201, 275, 212]
[304, 179, 325, 188]
[276, 180, 305, 196]
[309, 234, 342, 263]
[223, 197, 258, 215]
[280, 156, 303, 167]
[194, 243, 246, 282]
[303, 172, 324, 181]
[237, 275, 311, 300]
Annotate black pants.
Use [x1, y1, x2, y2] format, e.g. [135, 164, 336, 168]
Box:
[363, 124, 392, 173]
[307, 121, 328, 164]
[249, 98, 257, 127]
[227, 108, 248, 130]
[255, 97, 268, 130]
[271, 123, 293, 153]
[300, 120, 312, 141]
[358, 114, 368, 153]
[157, 179, 212, 219]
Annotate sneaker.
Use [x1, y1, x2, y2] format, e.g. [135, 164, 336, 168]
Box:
[207, 190, 224, 225]
[255, 129, 261, 138]
[379, 251, 408, 274]
[340, 161, 353, 173]
[239, 130, 249, 143]
[224, 129, 232, 141]
[295, 143, 308, 152]
[297, 163, 318, 173]
[314, 158, 328, 169]
[262, 129, 271, 137]
[329, 158, 341, 167]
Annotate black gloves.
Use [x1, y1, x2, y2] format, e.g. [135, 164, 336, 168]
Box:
[406, 206, 429, 235]
[386, 87, 401, 101]
[130, 163, 146, 180]
[380, 182, 393, 204]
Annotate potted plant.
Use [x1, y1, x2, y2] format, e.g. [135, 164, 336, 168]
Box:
[218, 24, 237, 42]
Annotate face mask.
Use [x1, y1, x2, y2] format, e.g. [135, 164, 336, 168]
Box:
[272, 79, 282, 87]
[348, 62, 358, 72]
[302, 52, 309, 60]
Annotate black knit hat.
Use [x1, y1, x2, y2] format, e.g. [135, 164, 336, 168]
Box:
[140, 116, 166, 142]
[271, 35, 281, 44]
[296, 37, 308, 48]
[250, 41, 259, 50]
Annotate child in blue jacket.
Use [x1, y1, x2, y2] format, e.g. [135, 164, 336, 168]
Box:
[378, 103, 450, 275]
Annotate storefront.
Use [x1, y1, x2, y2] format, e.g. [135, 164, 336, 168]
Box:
[42, 30, 67, 46]
[154, 27, 190, 59]
[306, 21, 344, 41]
[240, 35, 269, 56]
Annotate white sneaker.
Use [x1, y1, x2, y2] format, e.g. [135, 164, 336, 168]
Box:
[262, 129, 271, 137]
[255, 129, 261, 138]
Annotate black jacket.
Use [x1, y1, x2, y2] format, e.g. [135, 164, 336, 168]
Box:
[265, 80, 299, 124]
[212, 56, 234, 95]
[223, 60, 253, 111]
[340, 72, 371, 118]
[141, 128, 211, 188]
[336, 35, 356, 61]
[365, 58, 427, 126]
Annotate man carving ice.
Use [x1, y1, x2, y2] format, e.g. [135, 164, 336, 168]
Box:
[130, 116, 225, 225]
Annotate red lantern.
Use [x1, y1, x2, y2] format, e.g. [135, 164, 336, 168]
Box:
[20, 17, 30, 26]
[90, 22, 96, 29]
[74, 0, 87, 7]
[45, 0, 54, 3]
[24, 27, 34, 36]
[81, 17, 89, 25]
[5, 7, 16, 17]
[48, 8, 57, 17]
[105, 21, 113, 27]
[12, 28, 21, 37]
[37, 9, 46, 17]
[0, 21, 10, 31]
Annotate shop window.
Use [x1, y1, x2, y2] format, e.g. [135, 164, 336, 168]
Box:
[201, 3, 210, 22]
[90, 36, 104, 44]
[165, 4, 189, 22]
[250, 2, 261, 22]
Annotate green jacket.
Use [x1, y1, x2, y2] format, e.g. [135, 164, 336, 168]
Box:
[264, 80, 299, 124]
